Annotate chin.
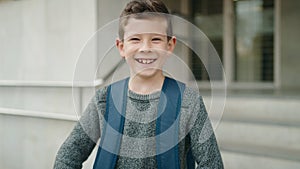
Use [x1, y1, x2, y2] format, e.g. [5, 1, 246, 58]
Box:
[133, 69, 162, 79]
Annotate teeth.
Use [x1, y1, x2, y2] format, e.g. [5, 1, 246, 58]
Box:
[136, 59, 155, 64]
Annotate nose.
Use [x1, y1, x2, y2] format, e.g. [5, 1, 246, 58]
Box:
[139, 40, 152, 53]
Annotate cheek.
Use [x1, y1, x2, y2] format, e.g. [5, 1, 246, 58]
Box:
[153, 43, 169, 51]
[124, 45, 139, 55]
[155, 47, 170, 56]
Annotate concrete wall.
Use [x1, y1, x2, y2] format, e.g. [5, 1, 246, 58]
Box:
[0, 0, 97, 81]
[0, 0, 98, 168]
[0, 114, 75, 169]
[280, 0, 300, 89]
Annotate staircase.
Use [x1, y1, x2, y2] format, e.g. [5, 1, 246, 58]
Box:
[214, 93, 300, 169]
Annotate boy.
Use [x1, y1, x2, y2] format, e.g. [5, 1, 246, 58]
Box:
[54, 0, 223, 168]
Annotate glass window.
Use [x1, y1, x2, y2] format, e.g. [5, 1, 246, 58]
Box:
[234, 0, 274, 82]
[164, 0, 275, 85]
[191, 0, 224, 81]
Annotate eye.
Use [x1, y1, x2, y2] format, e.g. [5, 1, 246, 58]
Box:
[152, 37, 163, 42]
[129, 37, 140, 42]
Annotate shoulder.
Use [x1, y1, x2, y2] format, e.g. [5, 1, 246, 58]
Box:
[94, 86, 108, 103]
[93, 78, 129, 103]
[182, 86, 202, 107]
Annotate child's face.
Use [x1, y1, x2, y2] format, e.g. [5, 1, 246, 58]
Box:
[116, 17, 176, 79]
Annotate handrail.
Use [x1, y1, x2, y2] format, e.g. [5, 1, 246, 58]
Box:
[0, 60, 125, 88]
[102, 59, 125, 81]
[0, 107, 78, 121]
[0, 79, 103, 88]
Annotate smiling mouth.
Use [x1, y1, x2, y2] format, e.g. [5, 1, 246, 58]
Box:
[135, 59, 156, 64]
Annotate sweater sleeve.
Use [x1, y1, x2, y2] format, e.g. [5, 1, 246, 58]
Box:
[53, 88, 106, 169]
[53, 122, 96, 169]
[189, 96, 224, 169]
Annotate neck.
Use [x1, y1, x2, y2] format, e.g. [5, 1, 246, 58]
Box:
[129, 73, 165, 95]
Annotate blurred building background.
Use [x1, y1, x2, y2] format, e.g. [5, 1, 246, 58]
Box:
[0, 0, 300, 168]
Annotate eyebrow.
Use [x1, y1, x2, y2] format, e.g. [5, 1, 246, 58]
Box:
[126, 33, 167, 38]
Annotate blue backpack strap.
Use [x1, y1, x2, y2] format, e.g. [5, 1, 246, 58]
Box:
[156, 77, 185, 169]
[93, 77, 189, 169]
[93, 78, 129, 169]
[186, 134, 196, 169]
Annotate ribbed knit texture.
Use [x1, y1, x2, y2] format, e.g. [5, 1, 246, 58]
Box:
[115, 90, 159, 169]
[53, 85, 224, 169]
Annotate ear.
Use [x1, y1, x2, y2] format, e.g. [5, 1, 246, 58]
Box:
[167, 36, 176, 53]
[116, 38, 125, 58]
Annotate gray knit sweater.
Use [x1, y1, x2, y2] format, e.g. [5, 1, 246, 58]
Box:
[53, 86, 223, 169]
